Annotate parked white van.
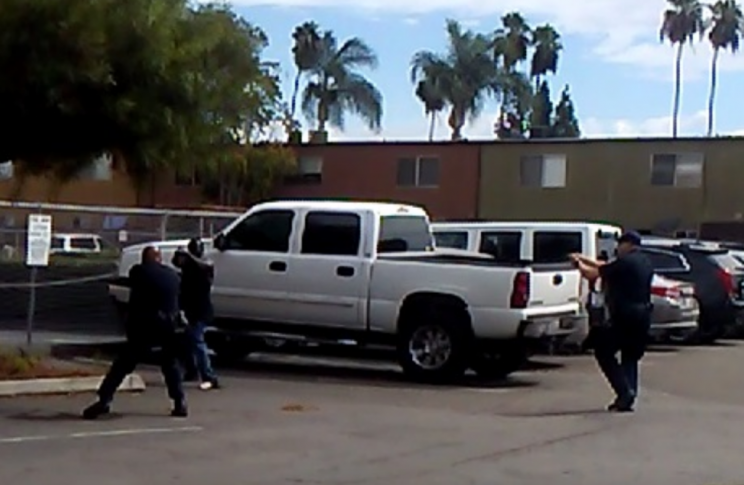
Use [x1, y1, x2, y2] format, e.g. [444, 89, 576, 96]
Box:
[432, 221, 622, 348]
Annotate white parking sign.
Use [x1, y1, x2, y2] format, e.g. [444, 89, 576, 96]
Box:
[26, 214, 52, 267]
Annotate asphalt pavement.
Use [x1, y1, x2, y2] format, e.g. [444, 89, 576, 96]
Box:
[2, 342, 744, 485]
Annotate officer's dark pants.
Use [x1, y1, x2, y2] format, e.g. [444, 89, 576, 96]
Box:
[97, 338, 185, 405]
[593, 323, 647, 403]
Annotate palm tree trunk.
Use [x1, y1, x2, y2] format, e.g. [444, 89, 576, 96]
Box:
[289, 72, 301, 123]
[428, 111, 436, 141]
[672, 42, 684, 138]
[318, 99, 328, 132]
[706, 47, 720, 138]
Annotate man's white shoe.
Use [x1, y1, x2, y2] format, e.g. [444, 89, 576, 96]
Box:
[198, 381, 213, 391]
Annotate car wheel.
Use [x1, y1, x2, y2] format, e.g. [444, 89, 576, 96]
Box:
[397, 308, 471, 383]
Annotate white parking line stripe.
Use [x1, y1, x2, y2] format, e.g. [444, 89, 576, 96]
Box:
[0, 426, 202, 444]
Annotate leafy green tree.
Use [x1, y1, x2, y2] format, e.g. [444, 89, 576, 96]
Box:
[705, 0, 742, 136]
[301, 31, 383, 137]
[201, 143, 296, 207]
[529, 81, 553, 138]
[411, 20, 497, 140]
[288, 21, 322, 135]
[0, 0, 284, 193]
[551, 85, 581, 138]
[660, 0, 705, 137]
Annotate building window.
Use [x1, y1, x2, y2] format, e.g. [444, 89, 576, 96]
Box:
[520, 154, 566, 188]
[651, 153, 703, 187]
[285, 156, 323, 184]
[80, 153, 113, 181]
[396, 156, 439, 187]
[0, 161, 12, 180]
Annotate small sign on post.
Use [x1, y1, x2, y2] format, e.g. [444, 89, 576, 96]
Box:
[25, 214, 52, 347]
[26, 214, 52, 267]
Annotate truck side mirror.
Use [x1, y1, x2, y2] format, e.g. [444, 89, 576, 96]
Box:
[213, 234, 227, 251]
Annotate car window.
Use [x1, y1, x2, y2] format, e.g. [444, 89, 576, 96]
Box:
[479, 231, 521, 263]
[709, 252, 744, 271]
[377, 215, 433, 253]
[301, 211, 361, 256]
[70, 237, 98, 250]
[433, 231, 468, 250]
[642, 249, 688, 271]
[533, 231, 582, 263]
[224, 210, 294, 252]
[50, 237, 64, 249]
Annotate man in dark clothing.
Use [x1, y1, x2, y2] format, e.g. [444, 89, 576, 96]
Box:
[172, 237, 220, 390]
[82, 246, 187, 419]
[571, 231, 653, 413]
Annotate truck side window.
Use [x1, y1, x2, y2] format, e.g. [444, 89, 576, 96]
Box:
[301, 211, 361, 256]
[224, 210, 294, 252]
[533, 231, 582, 263]
[434, 231, 468, 249]
[479, 232, 521, 263]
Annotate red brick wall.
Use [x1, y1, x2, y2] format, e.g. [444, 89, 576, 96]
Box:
[274, 142, 480, 221]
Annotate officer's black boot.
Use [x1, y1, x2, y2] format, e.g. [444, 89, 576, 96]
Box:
[82, 400, 111, 420]
[171, 401, 188, 418]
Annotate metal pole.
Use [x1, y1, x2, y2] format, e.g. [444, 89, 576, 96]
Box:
[26, 266, 37, 347]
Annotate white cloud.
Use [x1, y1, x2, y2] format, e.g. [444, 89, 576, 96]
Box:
[320, 109, 743, 141]
[214, 0, 744, 77]
[402, 17, 419, 25]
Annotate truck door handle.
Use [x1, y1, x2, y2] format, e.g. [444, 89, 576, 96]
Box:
[268, 261, 287, 272]
[336, 266, 354, 277]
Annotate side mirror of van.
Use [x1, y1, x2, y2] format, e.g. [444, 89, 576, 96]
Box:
[213, 234, 227, 251]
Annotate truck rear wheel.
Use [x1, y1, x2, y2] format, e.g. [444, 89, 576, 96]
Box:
[397, 308, 472, 383]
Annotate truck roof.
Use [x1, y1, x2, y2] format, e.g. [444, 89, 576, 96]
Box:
[253, 200, 429, 218]
[432, 221, 622, 232]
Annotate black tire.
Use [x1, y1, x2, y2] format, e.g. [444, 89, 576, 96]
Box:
[396, 306, 472, 383]
[470, 348, 527, 380]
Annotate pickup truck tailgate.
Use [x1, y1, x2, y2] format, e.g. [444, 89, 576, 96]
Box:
[528, 266, 582, 307]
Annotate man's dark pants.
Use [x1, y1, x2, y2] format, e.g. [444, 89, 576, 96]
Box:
[97, 336, 185, 405]
[592, 320, 648, 403]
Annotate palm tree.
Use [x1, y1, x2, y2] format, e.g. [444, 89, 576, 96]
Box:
[493, 13, 532, 137]
[660, 0, 705, 137]
[494, 12, 531, 71]
[415, 78, 445, 141]
[289, 22, 322, 129]
[530, 24, 562, 92]
[301, 31, 383, 136]
[706, 0, 742, 136]
[411, 19, 496, 140]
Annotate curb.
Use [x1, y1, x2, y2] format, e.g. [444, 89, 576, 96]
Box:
[0, 373, 146, 397]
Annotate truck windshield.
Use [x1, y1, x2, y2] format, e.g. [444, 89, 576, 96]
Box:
[378, 215, 433, 253]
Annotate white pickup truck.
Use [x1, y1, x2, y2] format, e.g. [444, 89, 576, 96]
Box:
[109, 200, 584, 382]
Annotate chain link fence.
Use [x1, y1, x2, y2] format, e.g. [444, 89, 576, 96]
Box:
[0, 201, 240, 343]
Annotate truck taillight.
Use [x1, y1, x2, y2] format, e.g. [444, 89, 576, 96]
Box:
[717, 268, 735, 296]
[651, 286, 680, 299]
[510, 271, 530, 308]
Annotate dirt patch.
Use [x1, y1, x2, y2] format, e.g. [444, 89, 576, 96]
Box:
[0, 348, 104, 381]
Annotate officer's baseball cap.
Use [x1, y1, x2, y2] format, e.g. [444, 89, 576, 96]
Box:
[618, 230, 642, 246]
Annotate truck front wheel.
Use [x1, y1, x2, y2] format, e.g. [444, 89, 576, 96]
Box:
[397, 309, 472, 383]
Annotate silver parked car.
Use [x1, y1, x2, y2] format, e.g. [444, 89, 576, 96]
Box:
[649, 274, 699, 342]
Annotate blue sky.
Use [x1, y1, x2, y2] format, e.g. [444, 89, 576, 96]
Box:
[222, 0, 744, 141]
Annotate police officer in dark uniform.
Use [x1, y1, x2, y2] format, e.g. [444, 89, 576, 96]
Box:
[82, 246, 187, 419]
[172, 237, 220, 390]
[571, 231, 653, 413]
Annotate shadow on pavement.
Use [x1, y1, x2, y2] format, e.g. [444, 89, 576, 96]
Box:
[496, 408, 610, 418]
[215, 358, 545, 391]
